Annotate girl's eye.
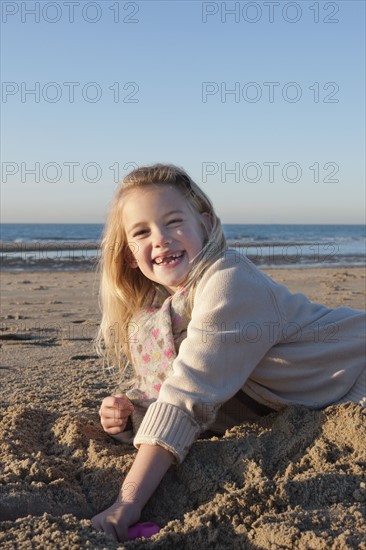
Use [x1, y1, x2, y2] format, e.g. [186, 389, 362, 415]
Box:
[133, 229, 149, 237]
[168, 219, 182, 225]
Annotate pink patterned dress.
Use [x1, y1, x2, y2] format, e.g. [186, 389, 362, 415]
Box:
[126, 286, 190, 402]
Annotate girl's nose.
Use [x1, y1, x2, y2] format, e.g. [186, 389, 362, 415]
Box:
[153, 226, 172, 246]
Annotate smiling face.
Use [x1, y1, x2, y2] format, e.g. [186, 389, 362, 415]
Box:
[122, 185, 211, 294]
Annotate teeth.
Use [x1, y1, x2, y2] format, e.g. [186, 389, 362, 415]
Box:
[154, 253, 183, 265]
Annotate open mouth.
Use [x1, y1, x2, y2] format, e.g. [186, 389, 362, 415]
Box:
[153, 252, 184, 265]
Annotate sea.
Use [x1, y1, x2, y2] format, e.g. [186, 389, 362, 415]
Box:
[1, 223, 365, 272]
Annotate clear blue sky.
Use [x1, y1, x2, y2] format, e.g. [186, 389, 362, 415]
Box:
[1, 0, 365, 224]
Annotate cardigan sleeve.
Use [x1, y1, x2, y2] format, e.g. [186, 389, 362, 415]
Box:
[133, 254, 283, 463]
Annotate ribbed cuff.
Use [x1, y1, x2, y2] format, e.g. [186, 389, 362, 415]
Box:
[133, 401, 201, 463]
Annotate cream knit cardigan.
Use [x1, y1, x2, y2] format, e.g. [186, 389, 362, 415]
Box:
[124, 252, 365, 463]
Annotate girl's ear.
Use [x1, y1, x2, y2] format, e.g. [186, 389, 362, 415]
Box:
[125, 245, 139, 268]
[128, 257, 139, 268]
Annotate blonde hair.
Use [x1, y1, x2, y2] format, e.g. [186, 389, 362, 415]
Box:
[96, 163, 226, 375]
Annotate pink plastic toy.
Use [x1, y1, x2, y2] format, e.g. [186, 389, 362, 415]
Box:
[128, 522, 161, 540]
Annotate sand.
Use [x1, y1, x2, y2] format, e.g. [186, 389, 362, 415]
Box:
[0, 267, 365, 549]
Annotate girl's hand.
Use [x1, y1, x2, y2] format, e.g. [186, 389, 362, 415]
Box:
[91, 500, 141, 542]
[99, 394, 134, 435]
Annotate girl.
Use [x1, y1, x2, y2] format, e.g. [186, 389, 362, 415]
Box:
[91, 164, 365, 541]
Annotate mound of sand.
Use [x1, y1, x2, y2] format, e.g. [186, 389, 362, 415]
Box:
[1, 403, 365, 549]
[1, 269, 365, 548]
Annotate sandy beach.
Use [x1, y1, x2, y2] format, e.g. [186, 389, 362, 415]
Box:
[0, 266, 365, 549]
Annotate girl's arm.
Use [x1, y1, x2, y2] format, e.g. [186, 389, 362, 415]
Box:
[91, 443, 174, 542]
